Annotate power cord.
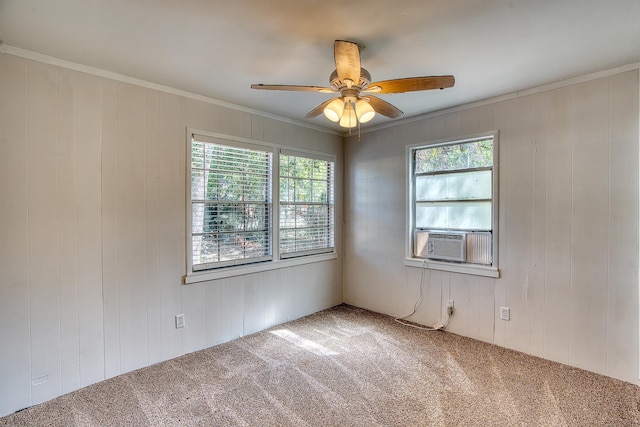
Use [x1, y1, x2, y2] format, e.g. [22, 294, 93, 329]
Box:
[394, 258, 453, 331]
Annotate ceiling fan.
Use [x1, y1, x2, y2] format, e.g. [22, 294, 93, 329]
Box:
[251, 40, 455, 128]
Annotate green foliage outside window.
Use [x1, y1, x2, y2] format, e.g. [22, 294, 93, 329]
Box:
[415, 139, 493, 174]
[279, 154, 334, 256]
[191, 140, 272, 268]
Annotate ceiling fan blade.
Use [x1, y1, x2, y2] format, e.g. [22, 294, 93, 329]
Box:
[367, 95, 403, 118]
[366, 75, 455, 94]
[251, 84, 336, 93]
[305, 97, 340, 118]
[334, 40, 361, 84]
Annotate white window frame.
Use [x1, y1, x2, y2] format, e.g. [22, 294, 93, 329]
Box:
[404, 132, 500, 278]
[188, 132, 273, 272]
[279, 149, 335, 259]
[185, 129, 337, 284]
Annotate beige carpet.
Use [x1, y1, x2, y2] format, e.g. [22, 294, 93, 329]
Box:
[2, 304, 639, 426]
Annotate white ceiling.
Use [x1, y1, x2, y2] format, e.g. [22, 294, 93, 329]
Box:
[1, 0, 639, 131]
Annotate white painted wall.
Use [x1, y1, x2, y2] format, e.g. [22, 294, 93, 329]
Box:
[344, 69, 639, 384]
[0, 53, 343, 416]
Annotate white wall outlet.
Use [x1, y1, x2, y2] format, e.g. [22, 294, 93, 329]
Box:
[175, 314, 185, 329]
[500, 307, 510, 321]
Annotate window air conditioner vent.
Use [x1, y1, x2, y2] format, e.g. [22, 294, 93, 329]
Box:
[426, 232, 466, 262]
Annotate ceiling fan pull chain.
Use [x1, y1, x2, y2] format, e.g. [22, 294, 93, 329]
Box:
[354, 100, 361, 141]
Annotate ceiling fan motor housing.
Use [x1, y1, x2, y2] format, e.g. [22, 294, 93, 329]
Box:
[330, 68, 371, 90]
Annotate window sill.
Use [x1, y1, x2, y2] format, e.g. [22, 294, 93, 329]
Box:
[185, 252, 339, 284]
[404, 258, 500, 278]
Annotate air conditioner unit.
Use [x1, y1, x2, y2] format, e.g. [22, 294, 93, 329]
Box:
[426, 232, 466, 262]
[414, 230, 492, 264]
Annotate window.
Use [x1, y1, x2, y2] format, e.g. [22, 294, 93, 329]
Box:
[279, 151, 335, 258]
[186, 131, 337, 281]
[408, 134, 498, 276]
[189, 134, 272, 271]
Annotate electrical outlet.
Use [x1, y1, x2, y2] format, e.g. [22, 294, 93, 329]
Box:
[175, 314, 185, 329]
[500, 307, 510, 321]
[446, 300, 454, 316]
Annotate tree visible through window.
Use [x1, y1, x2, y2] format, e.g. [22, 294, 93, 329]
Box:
[190, 136, 272, 270]
[188, 133, 337, 276]
[279, 152, 335, 258]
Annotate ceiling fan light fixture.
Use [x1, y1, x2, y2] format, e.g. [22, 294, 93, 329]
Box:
[355, 99, 375, 123]
[339, 102, 357, 128]
[323, 98, 344, 122]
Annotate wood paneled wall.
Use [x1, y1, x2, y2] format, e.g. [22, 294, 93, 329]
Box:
[0, 53, 343, 416]
[1, 49, 637, 417]
[344, 69, 639, 384]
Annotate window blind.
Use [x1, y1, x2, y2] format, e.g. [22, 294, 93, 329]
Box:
[191, 136, 272, 270]
[279, 152, 335, 258]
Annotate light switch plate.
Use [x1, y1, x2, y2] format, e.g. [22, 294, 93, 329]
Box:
[175, 314, 185, 329]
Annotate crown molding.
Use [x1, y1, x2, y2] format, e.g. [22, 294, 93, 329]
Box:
[360, 62, 640, 135]
[0, 43, 342, 136]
